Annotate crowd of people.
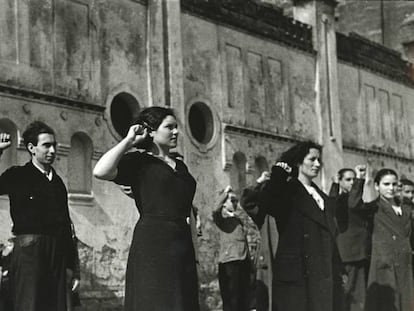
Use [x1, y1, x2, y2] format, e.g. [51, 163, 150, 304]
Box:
[0, 106, 413, 311]
[218, 142, 414, 311]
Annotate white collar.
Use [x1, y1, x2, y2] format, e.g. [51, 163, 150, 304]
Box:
[391, 205, 403, 216]
[32, 161, 53, 181]
[300, 181, 325, 211]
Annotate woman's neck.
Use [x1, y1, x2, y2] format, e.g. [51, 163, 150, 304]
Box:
[380, 195, 397, 206]
[150, 143, 170, 158]
[298, 173, 312, 186]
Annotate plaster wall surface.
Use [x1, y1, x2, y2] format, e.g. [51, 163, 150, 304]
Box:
[336, 0, 414, 58]
[338, 62, 414, 160]
[0, 0, 413, 310]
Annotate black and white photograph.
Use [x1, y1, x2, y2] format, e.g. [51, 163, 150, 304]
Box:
[0, 0, 413, 310]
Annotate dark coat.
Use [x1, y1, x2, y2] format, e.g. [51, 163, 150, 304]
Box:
[364, 199, 413, 311]
[347, 179, 414, 311]
[259, 166, 344, 311]
[330, 180, 370, 263]
[241, 182, 278, 311]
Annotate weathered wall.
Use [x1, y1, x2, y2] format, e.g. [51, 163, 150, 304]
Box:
[336, 1, 414, 60]
[338, 60, 414, 181]
[181, 11, 316, 308]
[0, 1, 413, 311]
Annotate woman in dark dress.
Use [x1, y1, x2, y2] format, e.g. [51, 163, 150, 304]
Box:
[93, 107, 199, 311]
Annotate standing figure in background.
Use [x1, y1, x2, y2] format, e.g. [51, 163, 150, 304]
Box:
[0, 239, 13, 311]
[329, 166, 369, 311]
[0, 122, 78, 311]
[398, 179, 414, 210]
[240, 171, 278, 311]
[213, 186, 252, 311]
[93, 107, 199, 311]
[352, 169, 414, 311]
[259, 141, 344, 311]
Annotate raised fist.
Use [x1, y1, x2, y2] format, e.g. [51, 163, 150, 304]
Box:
[275, 162, 292, 174]
[0, 133, 11, 152]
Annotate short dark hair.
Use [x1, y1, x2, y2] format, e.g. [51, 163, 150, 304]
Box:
[133, 107, 176, 131]
[22, 121, 55, 152]
[400, 178, 414, 187]
[278, 141, 322, 176]
[338, 168, 355, 180]
[374, 168, 398, 185]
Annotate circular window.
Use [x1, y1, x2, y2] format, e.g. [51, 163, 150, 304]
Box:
[188, 102, 214, 144]
[110, 93, 140, 137]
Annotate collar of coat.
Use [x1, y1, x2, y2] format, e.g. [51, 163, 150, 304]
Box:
[290, 178, 338, 237]
[374, 197, 411, 237]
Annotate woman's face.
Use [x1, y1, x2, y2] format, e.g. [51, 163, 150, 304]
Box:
[151, 115, 178, 149]
[375, 174, 398, 200]
[298, 148, 321, 180]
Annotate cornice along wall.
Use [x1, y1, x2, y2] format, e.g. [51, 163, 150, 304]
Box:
[181, 0, 413, 87]
[337, 32, 413, 87]
[0, 83, 105, 113]
[181, 0, 314, 53]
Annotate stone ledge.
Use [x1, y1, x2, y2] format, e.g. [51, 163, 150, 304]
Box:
[68, 193, 95, 207]
[343, 144, 414, 163]
[224, 124, 303, 144]
[0, 83, 105, 113]
[337, 32, 414, 87]
[181, 0, 314, 53]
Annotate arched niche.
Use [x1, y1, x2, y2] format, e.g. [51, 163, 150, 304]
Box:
[254, 156, 269, 179]
[68, 132, 93, 194]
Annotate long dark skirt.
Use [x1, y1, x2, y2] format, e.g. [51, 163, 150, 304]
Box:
[124, 216, 199, 311]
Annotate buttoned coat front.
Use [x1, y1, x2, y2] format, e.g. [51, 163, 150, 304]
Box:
[364, 198, 414, 311]
[259, 166, 344, 311]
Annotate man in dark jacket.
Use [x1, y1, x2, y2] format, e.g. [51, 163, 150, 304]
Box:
[329, 165, 369, 311]
[0, 122, 78, 311]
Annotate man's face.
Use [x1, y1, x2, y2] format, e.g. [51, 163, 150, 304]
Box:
[28, 133, 57, 168]
[339, 171, 356, 193]
[401, 185, 414, 203]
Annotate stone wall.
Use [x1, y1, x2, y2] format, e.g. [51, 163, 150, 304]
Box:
[0, 1, 413, 310]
